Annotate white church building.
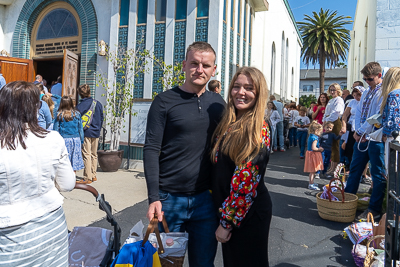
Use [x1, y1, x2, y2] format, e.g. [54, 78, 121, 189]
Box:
[0, 0, 301, 149]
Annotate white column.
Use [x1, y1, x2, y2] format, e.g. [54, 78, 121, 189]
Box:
[127, 0, 138, 51]
[225, 0, 232, 86]
[238, 0, 245, 66]
[243, 3, 249, 66]
[209, 0, 222, 82]
[107, 0, 120, 91]
[143, 0, 156, 99]
[0, 5, 4, 52]
[164, 0, 175, 66]
[186, 0, 196, 47]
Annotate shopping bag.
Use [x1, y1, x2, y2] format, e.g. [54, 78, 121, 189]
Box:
[111, 240, 162, 267]
[371, 213, 386, 249]
[142, 216, 188, 267]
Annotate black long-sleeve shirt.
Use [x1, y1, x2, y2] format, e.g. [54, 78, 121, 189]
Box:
[143, 87, 225, 203]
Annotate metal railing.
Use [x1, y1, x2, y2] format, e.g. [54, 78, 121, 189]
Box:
[385, 131, 400, 266]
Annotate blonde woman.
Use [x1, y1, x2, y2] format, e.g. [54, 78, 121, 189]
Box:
[322, 83, 344, 174]
[380, 67, 400, 170]
[211, 67, 272, 266]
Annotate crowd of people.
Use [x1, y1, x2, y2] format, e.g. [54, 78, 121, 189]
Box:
[265, 61, 399, 223]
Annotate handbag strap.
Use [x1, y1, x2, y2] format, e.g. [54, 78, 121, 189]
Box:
[328, 178, 345, 203]
[142, 215, 170, 254]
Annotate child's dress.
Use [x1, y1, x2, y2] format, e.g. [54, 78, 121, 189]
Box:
[304, 133, 323, 173]
[54, 111, 84, 171]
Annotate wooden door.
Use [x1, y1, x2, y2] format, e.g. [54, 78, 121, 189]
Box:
[62, 49, 79, 104]
[0, 56, 34, 83]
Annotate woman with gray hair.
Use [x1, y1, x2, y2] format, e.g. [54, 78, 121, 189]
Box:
[323, 83, 345, 174]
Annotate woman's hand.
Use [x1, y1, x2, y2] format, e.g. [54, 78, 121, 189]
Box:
[340, 126, 347, 135]
[215, 224, 232, 243]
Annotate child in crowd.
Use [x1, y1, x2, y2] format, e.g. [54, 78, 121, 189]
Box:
[53, 96, 85, 174]
[288, 103, 299, 147]
[320, 121, 342, 177]
[265, 101, 282, 152]
[304, 121, 324, 190]
[41, 94, 55, 130]
[294, 106, 310, 159]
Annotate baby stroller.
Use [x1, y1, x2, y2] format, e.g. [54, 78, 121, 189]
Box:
[283, 118, 290, 150]
[68, 184, 121, 267]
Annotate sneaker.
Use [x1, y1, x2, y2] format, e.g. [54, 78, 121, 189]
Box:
[356, 209, 380, 222]
[280, 148, 286, 152]
[308, 184, 320, 191]
[273, 148, 278, 152]
[76, 179, 92, 184]
[270, 150, 274, 154]
[315, 173, 320, 179]
[300, 156, 305, 159]
[361, 175, 372, 184]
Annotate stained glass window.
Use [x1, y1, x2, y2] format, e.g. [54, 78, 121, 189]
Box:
[156, 0, 167, 21]
[120, 0, 130, 26]
[176, 0, 187, 20]
[197, 0, 209, 18]
[137, 0, 148, 24]
[37, 9, 78, 40]
[223, 0, 227, 21]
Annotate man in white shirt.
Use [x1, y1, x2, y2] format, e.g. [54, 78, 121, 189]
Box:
[270, 95, 285, 152]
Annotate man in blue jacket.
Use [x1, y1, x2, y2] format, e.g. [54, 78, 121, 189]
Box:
[76, 84, 104, 184]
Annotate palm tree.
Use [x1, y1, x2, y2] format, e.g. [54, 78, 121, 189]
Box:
[298, 9, 351, 94]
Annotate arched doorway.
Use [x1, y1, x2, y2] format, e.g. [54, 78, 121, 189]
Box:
[31, 2, 81, 98]
[12, 0, 97, 96]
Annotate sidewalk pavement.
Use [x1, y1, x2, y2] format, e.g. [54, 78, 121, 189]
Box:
[62, 164, 147, 230]
[62, 149, 369, 266]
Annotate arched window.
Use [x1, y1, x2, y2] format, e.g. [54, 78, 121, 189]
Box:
[156, 0, 167, 22]
[291, 67, 294, 97]
[285, 38, 289, 98]
[37, 9, 78, 40]
[197, 0, 209, 17]
[137, 0, 148, 24]
[271, 42, 276, 94]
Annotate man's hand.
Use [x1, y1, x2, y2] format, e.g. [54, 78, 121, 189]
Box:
[340, 127, 347, 135]
[215, 225, 232, 243]
[146, 201, 163, 222]
[354, 132, 361, 142]
[341, 142, 346, 150]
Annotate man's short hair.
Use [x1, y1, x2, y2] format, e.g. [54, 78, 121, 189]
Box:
[186, 42, 216, 62]
[35, 74, 42, 81]
[208, 80, 220, 92]
[57, 75, 62, 83]
[269, 95, 276, 101]
[353, 81, 364, 87]
[361, 62, 382, 77]
[78, 84, 91, 98]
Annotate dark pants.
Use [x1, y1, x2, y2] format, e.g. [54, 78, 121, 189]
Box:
[289, 127, 297, 146]
[297, 130, 308, 157]
[345, 141, 386, 213]
[159, 190, 218, 267]
[321, 150, 332, 174]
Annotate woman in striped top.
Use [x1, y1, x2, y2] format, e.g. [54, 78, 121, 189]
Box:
[0, 81, 76, 267]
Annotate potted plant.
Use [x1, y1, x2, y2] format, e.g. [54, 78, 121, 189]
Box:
[96, 44, 151, 172]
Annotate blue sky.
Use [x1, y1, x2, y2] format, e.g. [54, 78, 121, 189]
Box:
[286, 0, 358, 69]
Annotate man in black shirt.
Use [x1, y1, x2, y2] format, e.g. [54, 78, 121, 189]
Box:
[144, 42, 225, 266]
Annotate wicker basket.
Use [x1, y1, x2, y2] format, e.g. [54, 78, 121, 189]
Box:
[364, 235, 385, 267]
[316, 178, 358, 223]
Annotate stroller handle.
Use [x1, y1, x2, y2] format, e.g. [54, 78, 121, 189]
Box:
[74, 183, 100, 198]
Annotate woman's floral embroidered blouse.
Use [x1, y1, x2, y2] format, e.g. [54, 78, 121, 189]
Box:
[215, 121, 270, 229]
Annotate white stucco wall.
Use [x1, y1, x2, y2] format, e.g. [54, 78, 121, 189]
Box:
[252, 0, 301, 103]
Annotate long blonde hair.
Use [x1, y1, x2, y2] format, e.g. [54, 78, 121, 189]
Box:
[41, 94, 55, 119]
[328, 83, 342, 97]
[380, 67, 400, 114]
[211, 67, 269, 165]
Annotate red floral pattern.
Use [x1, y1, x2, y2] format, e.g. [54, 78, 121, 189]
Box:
[218, 121, 270, 229]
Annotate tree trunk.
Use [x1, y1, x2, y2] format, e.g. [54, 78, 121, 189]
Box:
[319, 44, 326, 95]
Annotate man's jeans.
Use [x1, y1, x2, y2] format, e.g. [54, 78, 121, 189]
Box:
[159, 189, 218, 267]
[321, 150, 332, 174]
[296, 130, 307, 157]
[273, 121, 284, 149]
[345, 141, 386, 213]
[289, 127, 297, 146]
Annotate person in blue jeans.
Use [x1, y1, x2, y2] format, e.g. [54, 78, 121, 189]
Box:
[288, 103, 299, 147]
[143, 42, 225, 266]
[270, 95, 285, 151]
[345, 61, 385, 221]
[294, 106, 310, 158]
[320, 122, 342, 176]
